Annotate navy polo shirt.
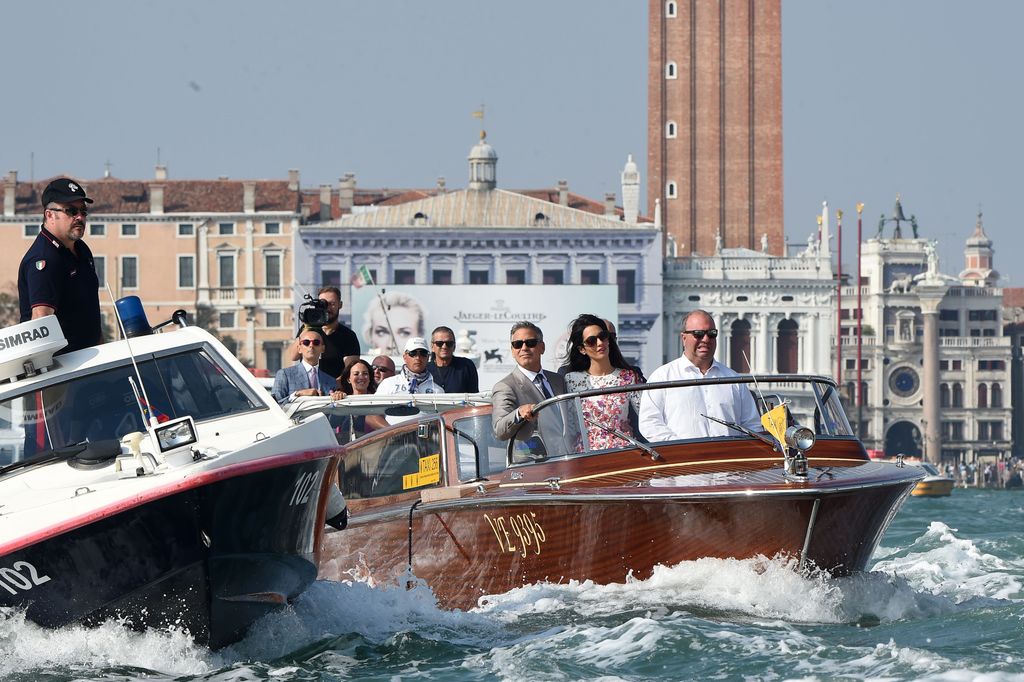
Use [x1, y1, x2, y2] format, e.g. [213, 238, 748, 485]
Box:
[18, 227, 102, 353]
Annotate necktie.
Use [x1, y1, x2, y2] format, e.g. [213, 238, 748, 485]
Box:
[534, 374, 553, 400]
[309, 367, 319, 392]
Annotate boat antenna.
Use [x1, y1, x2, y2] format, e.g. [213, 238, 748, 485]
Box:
[373, 288, 401, 355]
[742, 350, 770, 408]
[105, 284, 158, 427]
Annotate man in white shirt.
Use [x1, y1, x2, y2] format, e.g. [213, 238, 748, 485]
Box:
[639, 310, 761, 441]
[375, 337, 445, 395]
[370, 337, 445, 428]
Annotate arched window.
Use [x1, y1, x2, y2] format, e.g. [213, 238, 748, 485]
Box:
[940, 383, 950, 408]
[666, 181, 678, 198]
[776, 319, 799, 374]
[666, 120, 677, 138]
[992, 382, 1003, 408]
[845, 382, 856, 403]
[952, 383, 963, 408]
[666, 1, 677, 17]
[730, 319, 751, 373]
[665, 61, 677, 79]
[978, 383, 988, 408]
[859, 381, 869, 406]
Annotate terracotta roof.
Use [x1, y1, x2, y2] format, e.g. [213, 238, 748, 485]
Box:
[13, 176, 301, 214]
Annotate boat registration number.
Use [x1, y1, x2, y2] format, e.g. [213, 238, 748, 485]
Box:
[0, 561, 51, 595]
[484, 512, 546, 557]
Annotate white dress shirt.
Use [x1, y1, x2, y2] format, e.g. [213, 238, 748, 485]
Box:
[638, 355, 762, 441]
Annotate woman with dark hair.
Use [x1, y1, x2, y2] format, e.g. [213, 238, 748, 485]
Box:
[339, 358, 376, 396]
[564, 314, 643, 450]
[337, 358, 377, 441]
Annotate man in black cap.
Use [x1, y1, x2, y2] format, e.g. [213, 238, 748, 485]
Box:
[18, 177, 102, 353]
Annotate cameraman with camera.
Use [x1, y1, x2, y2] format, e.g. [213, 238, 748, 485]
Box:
[288, 286, 360, 380]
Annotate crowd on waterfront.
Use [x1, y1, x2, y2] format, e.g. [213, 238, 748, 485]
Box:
[946, 457, 1024, 489]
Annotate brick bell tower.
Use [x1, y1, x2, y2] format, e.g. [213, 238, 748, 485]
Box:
[648, 0, 783, 256]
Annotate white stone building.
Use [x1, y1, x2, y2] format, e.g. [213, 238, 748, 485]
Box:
[295, 137, 664, 375]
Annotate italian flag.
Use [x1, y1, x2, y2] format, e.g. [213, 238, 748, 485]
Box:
[350, 265, 374, 289]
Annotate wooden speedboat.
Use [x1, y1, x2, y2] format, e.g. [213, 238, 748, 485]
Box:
[0, 311, 343, 648]
[911, 462, 955, 497]
[312, 375, 922, 609]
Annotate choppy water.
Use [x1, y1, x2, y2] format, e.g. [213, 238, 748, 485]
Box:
[3, 489, 1024, 681]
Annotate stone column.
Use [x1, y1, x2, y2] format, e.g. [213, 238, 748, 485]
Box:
[756, 313, 770, 373]
[918, 284, 948, 462]
[197, 221, 210, 305]
[243, 219, 256, 304]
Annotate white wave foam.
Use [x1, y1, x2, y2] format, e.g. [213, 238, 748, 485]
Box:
[873, 521, 1024, 601]
[0, 606, 211, 679]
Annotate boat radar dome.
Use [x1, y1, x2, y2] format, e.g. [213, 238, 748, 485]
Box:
[115, 296, 153, 338]
[0, 316, 67, 382]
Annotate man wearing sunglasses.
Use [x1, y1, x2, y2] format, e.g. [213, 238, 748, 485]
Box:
[492, 321, 567, 443]
[271, 327, 346, 404]
[427, 326, 479, 393]
[639, 310, 761, 441]
[375, 337, 444, 396]
[17, 178, 102, 354]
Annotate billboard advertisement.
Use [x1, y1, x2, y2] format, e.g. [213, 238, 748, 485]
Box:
[350, 284, 618, 390]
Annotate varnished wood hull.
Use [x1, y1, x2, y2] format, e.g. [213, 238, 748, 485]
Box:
[320, 439, 919, 610]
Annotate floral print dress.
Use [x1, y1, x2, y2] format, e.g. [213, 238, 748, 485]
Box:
[564, 368, 642, 450]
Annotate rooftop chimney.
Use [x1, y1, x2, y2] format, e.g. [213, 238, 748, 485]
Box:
[154, 164, 167, 181]
[3, 170, 16, 217]
[319, 184, 332, 221]
[288, 168, 300, 191]
[338, 173, 355, 215]
[437, 176, 446, 192]
[557, 180, 569, 207]
[604, 192, 617, 217]
[150, 183, 165, 215]
[243, 181, 256, 214]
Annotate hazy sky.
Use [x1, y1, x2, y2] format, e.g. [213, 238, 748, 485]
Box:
[5, 1, 1020, 282]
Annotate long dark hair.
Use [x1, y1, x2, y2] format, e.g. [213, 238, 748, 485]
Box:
[339, 357, 377, 394]
[566, 314, 629, 373]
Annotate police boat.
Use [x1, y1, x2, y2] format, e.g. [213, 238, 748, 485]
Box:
[0, 300, 346, 648]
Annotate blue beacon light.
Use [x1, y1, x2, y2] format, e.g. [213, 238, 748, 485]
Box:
[114, 296, 153, 338]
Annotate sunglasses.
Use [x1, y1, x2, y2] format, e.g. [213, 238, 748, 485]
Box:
[49, 206, 88, 218]
[406, 349, 429, 358]
[433, 340, 455, 348]
[372, 365, 394, 374]
[682, 329, 719, 340]
[583, 330, 612, 347]
[299, 338, 322, 347]
[511, 338, 540, 349]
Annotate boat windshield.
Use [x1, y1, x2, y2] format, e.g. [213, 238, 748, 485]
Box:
[510, 375, 854, 463]
[0, 349, 264, 463]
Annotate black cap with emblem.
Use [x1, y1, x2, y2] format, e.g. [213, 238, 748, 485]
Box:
[41, 178, 93, 207]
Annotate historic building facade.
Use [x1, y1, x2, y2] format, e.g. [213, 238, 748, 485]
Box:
[662, 239, 835, 376]
[837, 206, 1012, 465]
[648, 0, 783, 256]
[295, 138, 664, 378]
[1, 168, 302, 371]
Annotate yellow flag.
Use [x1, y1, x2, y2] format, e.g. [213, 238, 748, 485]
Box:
[471, 110, 484, 119]
[761, 403, 788, 446]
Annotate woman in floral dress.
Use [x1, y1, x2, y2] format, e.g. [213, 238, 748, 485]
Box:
[563, 314, 644, 450]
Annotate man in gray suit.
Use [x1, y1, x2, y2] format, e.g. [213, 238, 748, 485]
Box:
[272, 327, 346, 405]
[492, 321, 568, 448]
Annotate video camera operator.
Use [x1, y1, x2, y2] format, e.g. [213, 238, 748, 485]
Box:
[287, 286, 360, 380]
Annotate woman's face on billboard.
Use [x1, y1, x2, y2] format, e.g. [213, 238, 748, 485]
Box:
[370, 305, 421, 353]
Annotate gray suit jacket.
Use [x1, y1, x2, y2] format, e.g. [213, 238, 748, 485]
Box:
[272, 363, 337, 405]
[491, 368, 566, 442]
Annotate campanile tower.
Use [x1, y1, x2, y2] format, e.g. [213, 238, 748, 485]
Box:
[648, 0, 783, 255]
